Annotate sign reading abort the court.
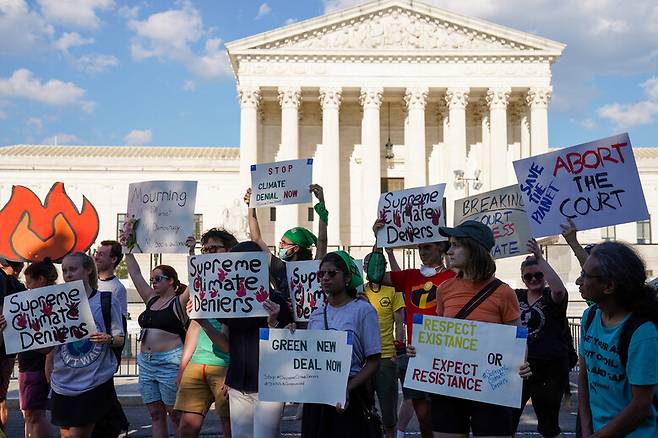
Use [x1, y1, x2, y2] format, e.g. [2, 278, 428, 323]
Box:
[250, 158, 313, 207]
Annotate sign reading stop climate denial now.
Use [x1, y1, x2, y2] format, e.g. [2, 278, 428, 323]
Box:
[250, 159, 313, 207]
[376, 184, 447, 248]
[2, 280, 97, 354]
[513, 133, 649, 238]
[404, 314, 527, 408]
[454, 185, 533, 259]
[188, 252, 270, 319]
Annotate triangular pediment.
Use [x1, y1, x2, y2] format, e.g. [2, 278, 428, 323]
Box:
[226, 0, 565, 57]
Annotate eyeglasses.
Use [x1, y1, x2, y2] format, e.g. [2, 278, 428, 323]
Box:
[579, 270, 603, 280]
[201, 245, 225, 254]
[317, 270, 339, 279]
[150, 275, 170, 284]
[523, 272, 544, 282]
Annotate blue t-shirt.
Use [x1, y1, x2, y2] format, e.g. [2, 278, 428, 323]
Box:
[579, 306, 658, 436]
[308, 299, 381, 376]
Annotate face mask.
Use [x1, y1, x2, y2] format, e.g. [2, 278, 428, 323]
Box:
[278, 248, 292, 261]
[419, 264, 438, 278]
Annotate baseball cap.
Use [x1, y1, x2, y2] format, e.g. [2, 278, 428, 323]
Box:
[439, 220, 495, 252]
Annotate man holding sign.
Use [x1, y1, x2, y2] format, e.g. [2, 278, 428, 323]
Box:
[405, 221, 530, 437]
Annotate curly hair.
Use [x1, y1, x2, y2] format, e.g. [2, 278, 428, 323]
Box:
[201, 228, 238, 250]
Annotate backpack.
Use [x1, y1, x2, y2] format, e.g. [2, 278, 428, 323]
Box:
[583, 306, 658, 410]
[100, 292, 127, 372]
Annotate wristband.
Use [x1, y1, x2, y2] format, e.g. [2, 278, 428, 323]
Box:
[314, 202, 329, 224]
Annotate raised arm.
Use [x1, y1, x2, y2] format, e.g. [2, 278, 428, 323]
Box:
[244, 188, 273, 259]
[527, 239, 568, 304]
[560, 218, 589, 268]
[385, 248, 402, 272]
[371, 219, 394, 286]
[310, 184, 328, 259]
[185, 235, 197, 256]
[124, 253, 156, 304]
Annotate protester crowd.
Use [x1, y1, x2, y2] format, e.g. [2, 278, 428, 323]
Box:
[0, 182, 656, 438]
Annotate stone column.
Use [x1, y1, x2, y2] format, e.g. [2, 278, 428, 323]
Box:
[473, 99, 491, 190]
[276, 86, 302, 240]
[319, 87, 342, 246]
[238, 85, 261, 190]
[527, 87, 552, 156]
[428, 101, 447, 185]
[445, 88, 469, 216]
[359, 87, 383, 244]
[404, 87, 429, 188]
[486, 87, 511, 190]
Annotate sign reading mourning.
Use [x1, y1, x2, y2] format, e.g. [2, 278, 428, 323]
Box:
[2, 280, 97, 354]
[454, 185, 532, 259]
[188, 252, 270, 319]
[404, 314, 527, 408]
[376, 184, 447, 248]
[258, 328, 352, 406]
[125, 180, 198, 253]
[250, 158, 313, 207]
[513, 133, 649, 238]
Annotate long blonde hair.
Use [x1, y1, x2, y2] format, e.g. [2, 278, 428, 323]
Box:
[64, 252, 98, 290]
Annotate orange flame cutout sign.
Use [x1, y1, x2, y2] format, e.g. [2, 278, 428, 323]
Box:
[0, 183, 99, 262]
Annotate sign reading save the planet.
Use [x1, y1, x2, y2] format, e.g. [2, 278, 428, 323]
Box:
[404, 314, 526, 408]
[2, 280, 96, 354]
[250, 158, 313, 207]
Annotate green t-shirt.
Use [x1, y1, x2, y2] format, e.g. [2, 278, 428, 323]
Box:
[191, 319, 230, 367]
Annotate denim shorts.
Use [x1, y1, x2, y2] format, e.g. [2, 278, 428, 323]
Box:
[138, 346, 182, 405]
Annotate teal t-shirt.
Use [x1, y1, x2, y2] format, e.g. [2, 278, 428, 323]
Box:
[579, 306, 658, 436]
[190, 319, 230, 367]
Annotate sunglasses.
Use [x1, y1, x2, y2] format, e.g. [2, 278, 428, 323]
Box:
[201, 245, 225, 254]
[523, 272, 544, 282]
[150, 275, 170, 284]
[317, 270, 339, 279]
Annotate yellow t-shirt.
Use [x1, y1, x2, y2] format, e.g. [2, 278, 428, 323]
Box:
[364, 283, 405, 358]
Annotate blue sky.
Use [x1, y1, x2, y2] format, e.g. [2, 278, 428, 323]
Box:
[1, 0, 657, 148]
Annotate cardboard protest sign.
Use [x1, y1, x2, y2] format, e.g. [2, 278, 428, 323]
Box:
[0, 182, 99, 262]
[188, 252, 270, 319]
[454, 185, 532, 259]
[513, 133, 649, 238]
[258, 328, 352, 406]
[125, 180, 197, 254]
[287, 260, 324, 322]
[250, 158, 313, 207]
[2, 280, 97, 354]
[404, 314, 527, 408]
[376, 184, 446, 248]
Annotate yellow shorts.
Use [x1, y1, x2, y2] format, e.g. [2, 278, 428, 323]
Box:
[174, 363, 230, 417]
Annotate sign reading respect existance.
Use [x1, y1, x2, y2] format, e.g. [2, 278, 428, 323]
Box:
[376, 184, 447, 248]
[258, 328, 352, 407]
[404, 314, 527, 408]
[2, 281, 97, 354]
[513, 133, 649, 238]
[125, 180, 198, 254]
[188, 252, 270, 319]
[250, 158, 313, 207]
[454, 185, 532, 259]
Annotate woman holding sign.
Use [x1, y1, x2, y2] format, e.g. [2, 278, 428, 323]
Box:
[416, 220, 530, 438]
[577, 242, 658, 437]
[48, 252, 125, 438]
[122, 255, 189, 437]
[302, 250, 382, 437]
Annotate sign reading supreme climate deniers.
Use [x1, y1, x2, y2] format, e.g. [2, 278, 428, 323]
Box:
[188, 252, 270, 319]
[2, 280, 96, 354]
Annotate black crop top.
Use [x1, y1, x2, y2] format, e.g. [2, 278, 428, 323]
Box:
[138, 295, 187, 342]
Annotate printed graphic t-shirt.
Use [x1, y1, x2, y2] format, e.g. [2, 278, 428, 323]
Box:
[579, 306, 658, 437]
[191, 319, 230, 367]
[308, 299, 381, 376]
[364, 284, 405, 358]
[437, 277, 520, 324]
[51, 291, 124, 396]
[390, 269, 455, 342]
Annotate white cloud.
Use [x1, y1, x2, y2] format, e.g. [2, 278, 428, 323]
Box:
[124, 129, 152, 145]
[0, 0, 55, 54]
[285, 18, 297, 25]
[75, 53, 118, 73]
[642, 76, 658, 100]
[0, 69, 94, 111]
[41, 133, 82, 144]
[127, 2, 231, 79]
[597, 76, 658, 127]
[26, 116, 43, 131]
[53, 31, 94, 52]
[256, 3, 270, 19]
[182, 80, 196, 92]
[571, 117, 597, 130]
[37, 0, 114, 30]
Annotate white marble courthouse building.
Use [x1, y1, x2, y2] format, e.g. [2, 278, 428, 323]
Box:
[1, 0, 658, 295]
